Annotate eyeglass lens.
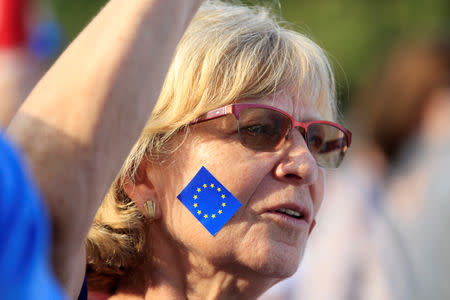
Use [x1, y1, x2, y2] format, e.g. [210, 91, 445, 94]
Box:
[237, 107, 348, 168]
[306, 123, 348, 168]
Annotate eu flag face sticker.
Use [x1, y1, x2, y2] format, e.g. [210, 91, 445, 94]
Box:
[177, 166, 242, 236]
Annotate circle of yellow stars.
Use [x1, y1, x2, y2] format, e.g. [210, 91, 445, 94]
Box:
[192, 183, 227, 219]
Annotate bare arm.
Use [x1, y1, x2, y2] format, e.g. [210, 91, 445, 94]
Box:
[7, 0, 202, 298]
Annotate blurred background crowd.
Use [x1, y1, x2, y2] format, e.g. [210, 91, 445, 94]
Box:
[1, 0, 449, 299]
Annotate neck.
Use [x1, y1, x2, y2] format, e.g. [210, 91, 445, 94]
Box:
[113, 223, 276, 300]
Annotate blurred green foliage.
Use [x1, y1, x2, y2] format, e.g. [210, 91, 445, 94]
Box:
[48, 0, 449, 109]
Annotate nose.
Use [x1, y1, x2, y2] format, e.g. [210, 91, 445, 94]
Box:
[273, 130, 319, 185]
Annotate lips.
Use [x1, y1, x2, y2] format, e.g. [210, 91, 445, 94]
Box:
[275, 207, 303, 219]
[265, 203, 311, 224]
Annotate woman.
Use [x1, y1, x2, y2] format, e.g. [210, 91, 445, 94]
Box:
[86, 2, 351, 299]
[7, 0, 350, 299]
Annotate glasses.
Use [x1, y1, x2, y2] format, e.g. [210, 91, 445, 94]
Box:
[191, 103, 352, 168]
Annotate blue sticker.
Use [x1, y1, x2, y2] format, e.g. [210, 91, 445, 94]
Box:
[177, 166, 242, 236]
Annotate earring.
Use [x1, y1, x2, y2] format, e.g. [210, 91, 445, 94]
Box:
[144, 200, 156, 220]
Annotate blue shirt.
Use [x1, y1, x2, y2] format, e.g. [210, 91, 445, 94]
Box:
[0, 133, 66, 300]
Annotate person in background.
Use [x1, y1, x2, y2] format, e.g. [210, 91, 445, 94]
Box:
[0, 0, 62, 128]
[3, 0, 201, 299]
[0, 1, 67, 299]
[376, 37, 450, 300]
[0, 133, 66, 299]
[6, 0, 208, 298]
[0, 0, 35, 127]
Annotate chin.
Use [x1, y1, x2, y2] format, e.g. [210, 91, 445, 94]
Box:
[237, 237, 306, 280]
[263, 248, 304, 278]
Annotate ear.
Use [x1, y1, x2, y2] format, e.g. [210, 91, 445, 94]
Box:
[122, 160, 161, 220]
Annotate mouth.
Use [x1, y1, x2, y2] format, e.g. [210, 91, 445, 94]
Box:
[262, 204, 311, 229]
[274, 207, 303, 219]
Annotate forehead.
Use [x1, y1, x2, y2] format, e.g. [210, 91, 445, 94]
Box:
[239, 92, 323, 121]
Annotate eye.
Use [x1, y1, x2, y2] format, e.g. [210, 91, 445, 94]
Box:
[241, 124, 274, 136]
[308, 135, 325, 152]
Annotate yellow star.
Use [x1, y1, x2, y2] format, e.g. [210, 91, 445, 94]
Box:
[222, 202, 226, 207]
[203, 184, 207, 188]
[212, 214, 216, 218]
[221, 194, 226, 199]
[197, 188, 201, 192]
[193, 203, 198, 208]
[210, 183, 214, 188]
[218, 210, 222, 214]
[204, 214, 208, 219]
[193, 195, 198, 199]
[217, 187, 221, 192]
[197, 210, 201, 215]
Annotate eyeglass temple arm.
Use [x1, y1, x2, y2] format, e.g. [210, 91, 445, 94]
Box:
[190, 105, 233, 124]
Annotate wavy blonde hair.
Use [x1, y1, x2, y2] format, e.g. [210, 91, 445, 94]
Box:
[86, 0, 337, 292]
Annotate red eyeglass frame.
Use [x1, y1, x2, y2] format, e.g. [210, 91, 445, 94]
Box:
[191, 103, 352, 149]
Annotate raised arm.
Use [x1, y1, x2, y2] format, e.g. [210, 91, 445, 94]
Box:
[7, 0, 202, 298]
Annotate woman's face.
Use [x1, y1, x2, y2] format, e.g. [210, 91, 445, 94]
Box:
[148, 92, 325, 280]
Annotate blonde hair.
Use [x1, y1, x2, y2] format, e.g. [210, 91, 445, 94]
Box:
[86, 0, 337, 292]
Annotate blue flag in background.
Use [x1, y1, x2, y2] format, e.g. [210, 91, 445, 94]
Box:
[177, 166, 241, 236]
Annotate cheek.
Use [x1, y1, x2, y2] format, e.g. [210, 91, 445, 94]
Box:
[153, 139, 258, 223]
[154, 138, 275, 251]
[182, 141, 268, 205]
